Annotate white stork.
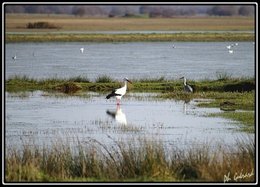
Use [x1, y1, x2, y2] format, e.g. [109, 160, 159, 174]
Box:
[180, 77, 193, 93]
[106, 77, 132, 105]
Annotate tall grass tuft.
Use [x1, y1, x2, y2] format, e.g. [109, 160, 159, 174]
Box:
[136, 76, 166, 83]
[216, 71, 233, 81]
[5, 137, 255, 182]
[95, 75, 114, 83]
[7, 75, 37, 83]
[68, 76, 90, 83]
[26, 22, 61, 29]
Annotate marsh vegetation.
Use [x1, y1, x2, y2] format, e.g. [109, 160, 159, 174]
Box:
[5, 137, 255, 182]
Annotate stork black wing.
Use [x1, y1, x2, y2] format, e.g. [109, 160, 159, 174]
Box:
[106, 90, 122, 99]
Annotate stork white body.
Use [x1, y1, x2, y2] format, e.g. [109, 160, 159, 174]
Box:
[106, 78, 132, 105]
[180, 77, 193, 93]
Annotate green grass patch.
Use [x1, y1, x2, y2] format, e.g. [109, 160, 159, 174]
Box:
[6, 76, 255, 110]
[6, 32, 254, 43]
[67, 75, 90, 83]
[209, 111, 255, 133]
[192, 91, 255, 111]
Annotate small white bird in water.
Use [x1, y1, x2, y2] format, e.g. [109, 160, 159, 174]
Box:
[80, 47, 84, 53]
[180, 77, 193, 93]
[226, 45, 232, 49]
[228, 49, 234, 54]
[106, 77, 132, 105]
[12, 53, 17, 60]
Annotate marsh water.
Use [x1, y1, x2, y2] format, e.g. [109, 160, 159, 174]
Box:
[5, 91, 253, 151]
[6, 42, 254, 81]
[5, 41, 255, 152]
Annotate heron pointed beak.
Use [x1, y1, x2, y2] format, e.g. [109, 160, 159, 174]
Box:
[127, 79, 132, 84]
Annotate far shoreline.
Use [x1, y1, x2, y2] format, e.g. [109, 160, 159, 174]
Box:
[5, 32, 255, 43]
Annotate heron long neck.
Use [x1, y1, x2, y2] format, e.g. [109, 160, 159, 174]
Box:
[183, 78, 187, 86]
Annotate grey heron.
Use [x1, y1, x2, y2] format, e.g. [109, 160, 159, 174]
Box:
[180, 77, 193, 93]
[106, 77, 132, 105]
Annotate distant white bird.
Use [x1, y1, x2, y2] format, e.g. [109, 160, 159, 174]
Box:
[180, 77, 193, 93]
[226, 43, 236, 49]
[80, 47, 84, 53]
[228, 49, 234, 54]
[106, 105, 127, 125]
[226, 45, 231, 49]
[12, 53, 17, 60]
[106, 77, 132, 105]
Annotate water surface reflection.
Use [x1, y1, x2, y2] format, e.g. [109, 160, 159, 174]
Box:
[5, 91, 253, 151]
[106, 105, 127, 125]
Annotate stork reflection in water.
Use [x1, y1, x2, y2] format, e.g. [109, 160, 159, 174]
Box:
[106, 105, 127, 125]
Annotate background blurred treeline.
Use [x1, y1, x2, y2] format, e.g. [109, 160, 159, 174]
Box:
[5, 5, 255, 17]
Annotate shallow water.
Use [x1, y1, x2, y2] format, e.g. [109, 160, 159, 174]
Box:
[5, 41, 255, 81]
[5, 91, 253, 151]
